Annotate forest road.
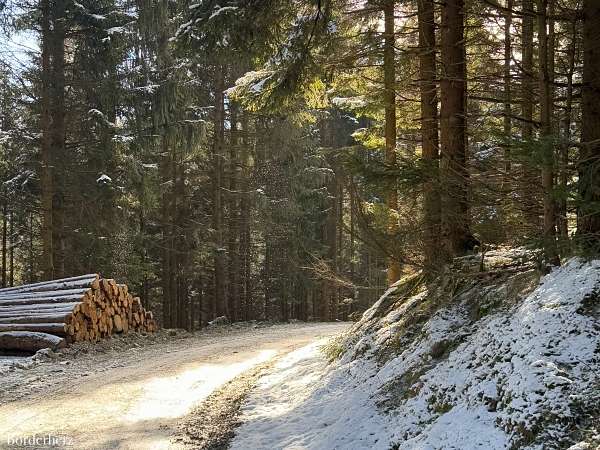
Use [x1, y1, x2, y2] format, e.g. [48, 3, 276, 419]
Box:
[0, 322, 348, 450]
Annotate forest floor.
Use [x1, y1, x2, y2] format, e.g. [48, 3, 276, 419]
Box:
[0, 322, 348, 449]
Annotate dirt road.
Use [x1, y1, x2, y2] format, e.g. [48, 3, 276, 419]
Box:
[0, 323, 348, 450]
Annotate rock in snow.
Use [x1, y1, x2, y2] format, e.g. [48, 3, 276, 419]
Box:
[96, 174, 112, 184]
[231, 254, 600, 449]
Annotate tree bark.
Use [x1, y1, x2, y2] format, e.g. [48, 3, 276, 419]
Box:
[418, 0, 440, 272]
[227, 106, 240, 322]
[158, 29, 173, 328]
[9, 211, 14, 287]
[159, 138, 173, 331]
[440, 0, 469, 258]
[537, 0, 559, 264]
[521, 0, 539, 230]
[0, 313, 72, 324]
[175, 142, 190, 330]
[383, 0, 400, 284]
[2, 201, 6, 288]
[578, 0, 600, 247]
[28, 213, 34, 283]
[50, 0, 66, 279]
[503, 0, 512, 178]
[240, 113, 252, 320]
[213, 68, 228, 319]
[557, 20, 576, 239]
[0, 331, 65, 352]
[40, 0, 54, 281]
[155, 0, 178, 328]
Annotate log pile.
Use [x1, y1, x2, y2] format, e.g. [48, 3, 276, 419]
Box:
[0, 274, 157, 352]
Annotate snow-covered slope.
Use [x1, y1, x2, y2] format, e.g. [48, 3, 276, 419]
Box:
[231, 251, 600, 449]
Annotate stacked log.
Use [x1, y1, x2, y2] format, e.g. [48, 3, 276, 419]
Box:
[0, 274, 157, 352]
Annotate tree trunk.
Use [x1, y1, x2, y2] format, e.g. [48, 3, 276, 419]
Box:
[157, 3, 174, 327]
[418, 0, 440, 272]
[537, 0, 559, 264]
[578, 0, 600, 247]
[2, 201, 6, 288]
[440, 0, 469, 258]
[240, 113, 252, 320]
[28, 213, 34, 283]
[40, 0, 54, 281]
[50, 0, 66, 279]
[349, 175, 356, 284]
[558, 20, 576, 239]
[213, 68, 228, 319]
[175, 143, 190, 330]
[160, 143, 173, 329]
[521, 0, 539, 230]
[383, 0, 400, 284]
[335, 177, 343, 320]
[9, 212, 14, 287]
[503, 0, 512, 178]
[228, 106, 240, 322]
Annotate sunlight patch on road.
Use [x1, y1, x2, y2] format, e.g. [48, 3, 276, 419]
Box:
[126, 349, 277, 422]
[234, 341, 325, 422]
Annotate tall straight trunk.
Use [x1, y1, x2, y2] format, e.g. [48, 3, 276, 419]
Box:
[157, 0, 174, 327]
[578, 0, 600, 246]
[326, 169, 340, 320]
[521, 0, 534, 139]
[2, 201, 6, 288]
[213, 68, 228, 319]
[40, 0, 53, 280]
[172, 156, 180, 329]
[521, 0, 538, 230]
[51, 0, 66, 278]
[139, 209, 149, 311]
[335, 177, 343, 320]
[417, 0, 440, 271]
[28, 213, 34, 282]
[349, 176, 356, 284]
[537, 0, 559, 264]
[318, 121, 333, 321]
[255, 118, 268, 320]
[170, 115, 178, 327]
[383, 0, 400, 284]
[239, 113, 252, 320]
[227, 107, 240, 322]
[440, 0, 469, 258]
[558, 21, 576, 239]
[264, 228, 274, 320]
[174, 147, 190, 329]
[503, 0, 512, 178]
[171, 156, 179, 330]
[160, 133, 173, 327]
[9, 212, 13, 287]
[52, 194, 65, 277]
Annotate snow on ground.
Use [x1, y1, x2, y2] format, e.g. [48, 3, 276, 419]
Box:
[231, 258, 600, 450]
[0, 355, 31, 374]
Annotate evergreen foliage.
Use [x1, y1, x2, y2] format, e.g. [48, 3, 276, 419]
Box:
[0, 0, 596, 326]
